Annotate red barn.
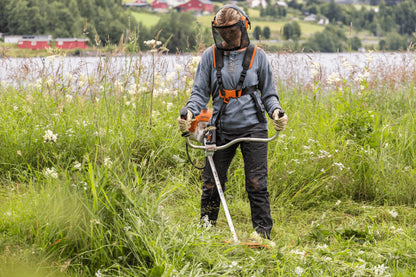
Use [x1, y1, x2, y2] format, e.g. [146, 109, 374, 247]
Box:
[176, 0, 214, 14]
[151, 0, 169, 12]
[17, 39, 50, 50]
[56, 38, 89, 49]
[125, 0, 148, 7]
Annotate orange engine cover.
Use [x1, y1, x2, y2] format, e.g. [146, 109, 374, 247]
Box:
[189, 108, 212, 133]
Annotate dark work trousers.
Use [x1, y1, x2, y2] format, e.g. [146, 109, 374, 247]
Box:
[201, 130, 273, 239]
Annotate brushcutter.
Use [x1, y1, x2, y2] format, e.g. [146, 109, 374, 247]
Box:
[180, 107, 284, 248]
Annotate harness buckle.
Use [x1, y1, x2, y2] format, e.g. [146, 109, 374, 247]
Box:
[219, 88, 242, 103]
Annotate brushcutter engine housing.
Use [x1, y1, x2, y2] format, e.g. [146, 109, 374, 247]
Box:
[181, 107, 213, 142]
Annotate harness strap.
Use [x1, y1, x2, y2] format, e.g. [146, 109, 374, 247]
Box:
[212, 44, 265, 129]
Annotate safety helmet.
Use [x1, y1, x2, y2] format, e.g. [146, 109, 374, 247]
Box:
[211, 5, 251, 51]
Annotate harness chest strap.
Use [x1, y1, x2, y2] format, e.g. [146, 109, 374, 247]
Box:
[213, 44, 257, 103]
[212, 44, 266, 127]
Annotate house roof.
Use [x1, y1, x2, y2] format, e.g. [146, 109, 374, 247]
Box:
[55, 38, 89, 41]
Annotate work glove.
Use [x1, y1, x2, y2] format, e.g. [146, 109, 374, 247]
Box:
[272, 109, 288, 131]
[177, 108, 194, 134]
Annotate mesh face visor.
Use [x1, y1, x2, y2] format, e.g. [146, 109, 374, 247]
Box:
[212, 21, 250, 51]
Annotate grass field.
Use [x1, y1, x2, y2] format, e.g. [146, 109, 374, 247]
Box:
[0, 45, 416, 276]
[132, 10, 326, 41]
[132, 12, 161, 27]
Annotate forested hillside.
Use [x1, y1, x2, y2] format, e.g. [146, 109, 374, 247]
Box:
[0, 0, 135, 45]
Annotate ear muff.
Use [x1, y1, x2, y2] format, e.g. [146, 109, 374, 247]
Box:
[241, 16, 249, 30]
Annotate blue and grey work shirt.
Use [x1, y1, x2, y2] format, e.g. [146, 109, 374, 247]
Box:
[186, 45, 282, 135]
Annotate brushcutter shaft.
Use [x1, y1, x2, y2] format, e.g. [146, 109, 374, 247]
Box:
[207, 155, 240, 243]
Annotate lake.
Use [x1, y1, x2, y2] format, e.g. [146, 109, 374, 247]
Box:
[1, 51, 415, 87]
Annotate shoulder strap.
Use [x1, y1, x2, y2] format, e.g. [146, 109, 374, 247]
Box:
[235, 44, 257, 93]
[242, 44, 257, 70]
[212, 45, 223, 70]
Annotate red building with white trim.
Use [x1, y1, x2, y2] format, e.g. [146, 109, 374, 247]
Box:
[56, 38, 89, 49]
[151, 0, 169, 12]
[175, 0, 214, 14]
[17, 39, 50, 50]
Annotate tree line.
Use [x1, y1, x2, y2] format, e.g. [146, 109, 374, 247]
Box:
[2, 0, 416, 52]
[0, 0, 134, 45]
[287, 0, 416, 50]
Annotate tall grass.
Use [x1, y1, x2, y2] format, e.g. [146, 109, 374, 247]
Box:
[1, 48, 416, 276]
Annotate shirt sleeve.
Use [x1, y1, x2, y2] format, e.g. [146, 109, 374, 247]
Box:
[186, 48, 213, 117]
[256, 48, 282, 118]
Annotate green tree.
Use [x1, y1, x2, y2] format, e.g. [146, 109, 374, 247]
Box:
[350, 36, 362, 50]
[394, 0, 416, 35]
[152, 12, 203, 52]
[292, 21, 301, 40]
[283, 23, 293, 40]
[283, 21, 301, 40]
[385, 32, 406, 50]
[303, 25, 347, 52]
[263, 26, 271, 39]
[0, 0, 11, 33]
[253, 26, 262, 40]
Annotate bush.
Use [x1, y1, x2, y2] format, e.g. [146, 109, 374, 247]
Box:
[303, 25, 347, 52]
[253, 26, 262, 40]
[263, 26, 271, 39]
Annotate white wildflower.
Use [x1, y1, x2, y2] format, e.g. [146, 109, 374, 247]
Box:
[47, 55, 56, 63]
[34, 78, 42, 90]
[373, 264, 389, 276]
[342, 58, 352, 70]
[66, 72, 74, 83]
[144, 39, 162, 48]
[175, 64, 183, 72]
[355, 72, 365, 82]
[323, 256, 332, 262]
[66, 94, 73, 102]
[95, 269, 102, 277]
[43, 129, 57, 143]
[104, 157, 112, 167]
[230, 261, 238, 268]
[90, 219, 101, 225]
[81, 181, 88, 190]
[388, 209, 398, 218]
[316, 244, 328, 250]
[44, 167, 58, 179]
[326, 72, 341, 85]
[166, 72, 175, 83]
[166, 102, 173, 111]
[46, 76, 53, 87]
[335, 200, 341, 206]
[191, 56, 201, 71]
[73, 161, 82, 171]
[366, 50, 374, 63]
[295, 266, 304, 276]
[333, 162, 345, 171]
[290, 249, 307, 257]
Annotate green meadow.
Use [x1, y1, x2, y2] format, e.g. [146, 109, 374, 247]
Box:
[0, 46, 416, 276]
[132, 10, 326, 40]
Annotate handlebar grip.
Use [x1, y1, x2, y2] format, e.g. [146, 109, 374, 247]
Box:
[180, 107, 188, 120]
